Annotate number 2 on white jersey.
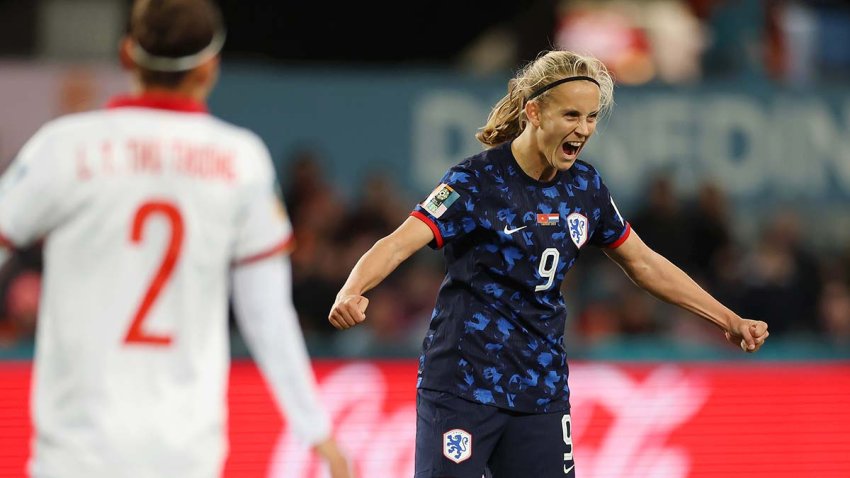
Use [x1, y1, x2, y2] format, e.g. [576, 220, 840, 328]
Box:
[535, 247, 559, 292]
[123, 201, 184, 346]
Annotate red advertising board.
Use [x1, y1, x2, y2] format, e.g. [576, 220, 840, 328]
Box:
[1, 360, 849, 477]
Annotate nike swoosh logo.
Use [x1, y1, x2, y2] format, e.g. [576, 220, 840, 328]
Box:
[503, 225, 527, 235]
[564, 464, 575, 475]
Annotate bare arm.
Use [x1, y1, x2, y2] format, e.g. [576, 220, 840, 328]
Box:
[232, 256, 353, 478]
[328, 216, 434, 329]
[603, 229, 769, 352]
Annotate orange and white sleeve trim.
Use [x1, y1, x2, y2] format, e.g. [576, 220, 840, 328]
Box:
[234, 234, 295, 266]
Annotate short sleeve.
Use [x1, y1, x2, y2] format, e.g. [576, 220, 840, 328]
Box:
[589, 174, 631, 249]
[410, 165, 479, 249]
[232, 139, 293, 265]
[0, 127, 72, 247]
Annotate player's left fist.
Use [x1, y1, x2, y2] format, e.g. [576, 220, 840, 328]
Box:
[725, 318, 769, 353]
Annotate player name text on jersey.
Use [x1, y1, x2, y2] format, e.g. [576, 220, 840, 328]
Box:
[76, 138, 236, 182]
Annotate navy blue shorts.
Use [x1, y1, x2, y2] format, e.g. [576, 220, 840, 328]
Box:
[414, 388, 576, 478]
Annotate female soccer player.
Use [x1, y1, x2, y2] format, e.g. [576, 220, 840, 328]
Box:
[0, 1, 351, 476]
[329, 50, 768, 478]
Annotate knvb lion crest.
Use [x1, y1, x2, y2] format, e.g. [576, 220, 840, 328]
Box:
[442, 428, 472, 464]
[567, 212, 588, 249]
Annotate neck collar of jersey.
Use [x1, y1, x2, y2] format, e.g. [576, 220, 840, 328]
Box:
[107, 93, 208, 113]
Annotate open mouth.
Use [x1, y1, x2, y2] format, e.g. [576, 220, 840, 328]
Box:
[562, 141, 582, 156]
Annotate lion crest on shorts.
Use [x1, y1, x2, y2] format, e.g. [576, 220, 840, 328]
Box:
[443, 428, 472, 464]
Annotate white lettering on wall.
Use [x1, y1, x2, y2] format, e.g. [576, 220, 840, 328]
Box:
[811, 99, 850, 191]
[411, 92, 490, 190]
[698, 95, 769, 195]
[409, 91, 850, 203]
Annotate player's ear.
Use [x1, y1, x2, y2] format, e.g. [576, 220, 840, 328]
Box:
[119, 37, 135, 70]
[191, 56, 220, 89]
[525, 100, 541, 127]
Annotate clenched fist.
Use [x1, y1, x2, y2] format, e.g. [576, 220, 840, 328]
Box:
[328, 294, 369, 330]
[725, 318, 769, 353]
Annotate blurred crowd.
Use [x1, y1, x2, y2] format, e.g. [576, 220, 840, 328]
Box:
[2, 0, 850, 357]
[279, 147, 445, 356]
[564, 175, 850, 356]
[463, 0, 850, 85]
[282, 152, 850, 357]
[2, 146, 850, 357]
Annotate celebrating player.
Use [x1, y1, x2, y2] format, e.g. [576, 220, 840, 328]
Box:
[0, 1, 351, 476]
[328, 49, 768, 477]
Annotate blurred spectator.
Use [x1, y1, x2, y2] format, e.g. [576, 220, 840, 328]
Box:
[555, 0, 656, 85]
[395, 255, 445, 334]
[340, 170, 412, 239]
[280, 147, 348, 338]
[644, 0, 707, 83]
[564, 254, 630, 346]
[555, 0, 705, 84]
[0, 245, 42, 348]
[776, 0, 817, 85]
[737, 211, 821, 335]
[630, 173, 696, 273]
[337, 219, 434, 345]
[704, 241, 748, 320]
[4, 272, 39, 333]
[282, 146, 345, 236]
[689, 180, 733, 285]
[282, 153, 434, 349]
[763, 0, 789, 80]
[616, 287, 661, 336]
[666, 305, 729, 349]
[692, 0, 850, 83]
[325, 246, 444, 357]
[693, 0, 768, 80]
[811, 0, 850, 81]
[818, 279, 850, 346]
[291, 233, 347, 339]
[571, 301, 620, 347]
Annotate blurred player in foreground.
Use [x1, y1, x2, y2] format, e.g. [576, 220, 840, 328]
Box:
[329, 50, 769, 477]
[0, 0, 351, 476]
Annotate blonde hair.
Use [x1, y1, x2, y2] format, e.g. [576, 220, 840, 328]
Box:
[476, 50, 614, 147]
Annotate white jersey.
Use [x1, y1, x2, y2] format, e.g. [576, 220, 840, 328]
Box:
[0, 95, 293, 477]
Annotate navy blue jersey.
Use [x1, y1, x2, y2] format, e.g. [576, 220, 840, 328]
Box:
[411, 141, 630, 413]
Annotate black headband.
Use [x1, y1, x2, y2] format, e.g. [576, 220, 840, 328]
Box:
[525, 76, 600, 103]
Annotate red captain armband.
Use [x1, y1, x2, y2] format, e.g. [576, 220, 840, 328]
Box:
[606, 223, 632, 249]
[410, 211, 444, 249]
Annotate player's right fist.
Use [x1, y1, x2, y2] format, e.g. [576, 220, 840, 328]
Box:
[328, 294, 369, 330]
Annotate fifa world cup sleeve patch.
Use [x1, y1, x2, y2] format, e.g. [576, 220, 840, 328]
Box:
[422, 183, 460, 219]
